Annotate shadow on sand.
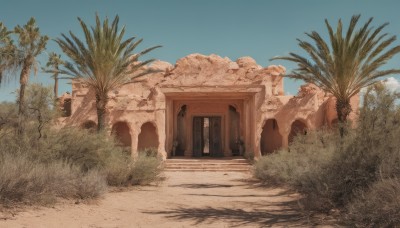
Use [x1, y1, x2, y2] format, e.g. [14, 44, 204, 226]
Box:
[143, 201, 308, 227]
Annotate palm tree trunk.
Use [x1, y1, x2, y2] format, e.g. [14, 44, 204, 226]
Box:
[54, 76, 58, 97]
[17, 61, 31, 135]
[336, 99, 352, 137]
[95, 93, 108, 132]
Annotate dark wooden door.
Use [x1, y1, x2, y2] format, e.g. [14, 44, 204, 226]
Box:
[192, 117, 203, 157]
[209, 117, 223, 157]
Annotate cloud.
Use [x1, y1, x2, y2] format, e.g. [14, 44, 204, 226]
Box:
[360, 77, 400, 95]
[382, 77, 400, 92]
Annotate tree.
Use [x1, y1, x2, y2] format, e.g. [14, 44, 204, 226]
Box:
[43, 52, 64, 97]
[272, 15, 400, 136]
[0, 22, 18, 85]
[13, 18, 48, 125]
[56, 14, 161, 132]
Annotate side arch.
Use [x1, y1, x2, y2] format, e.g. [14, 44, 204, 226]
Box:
[288, 119, 308, 144]
[111, 121, 132, 148]
[137, 122, 159, 152]
[260, 119, 282, 155]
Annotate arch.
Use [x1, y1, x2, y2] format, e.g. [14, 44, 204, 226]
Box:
[289, 119, 308, 143]
[260, 119, 282, 155]
[111, 122, 132, 147]
[137, 122, 159, 152]
[81, 120, 96, 132]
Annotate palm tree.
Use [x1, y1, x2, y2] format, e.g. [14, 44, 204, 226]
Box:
[0, 22, 17, 85]
[14, 18, 48, 117]
[43, 52, 64, 97]
[56, 14, 161, 132]
[272, 15, 400, 136]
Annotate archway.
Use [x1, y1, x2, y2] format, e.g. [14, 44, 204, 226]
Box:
[289, 119, 308, 144]
[137, 122, 159, 152]
[260, 119, 282, 155]
[111, 122, 131, 148]
[81, 120, 96, 132]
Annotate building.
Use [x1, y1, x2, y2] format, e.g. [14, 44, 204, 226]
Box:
[58, 54, 359, 159]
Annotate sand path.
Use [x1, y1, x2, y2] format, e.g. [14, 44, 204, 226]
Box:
[0, 171, 331, 228]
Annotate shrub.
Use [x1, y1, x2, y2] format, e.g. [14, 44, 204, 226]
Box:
[254, 129, 337, 186]
[128, 153, 164, 185]
[0, 84, 164, 206]
[0, 153, 106, 205]
[254, 84, 400, 225]
[346, 178, 400, 227]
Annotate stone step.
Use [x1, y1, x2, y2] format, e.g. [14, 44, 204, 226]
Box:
[164, 158, 252, 172]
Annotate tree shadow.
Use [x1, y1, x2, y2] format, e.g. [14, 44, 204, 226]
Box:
[168, 183, 238, 189]
[143, 201, 308, 227]
[184, 193, 279, 198]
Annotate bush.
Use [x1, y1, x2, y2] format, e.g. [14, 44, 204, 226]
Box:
[254, 130, 337, 186]
[128, 153, 164, 185]
[254, 84, 400, 225]
[0, 153, 106, 205]
[346, 179, 400, 227]
[0, 86, 164, 206]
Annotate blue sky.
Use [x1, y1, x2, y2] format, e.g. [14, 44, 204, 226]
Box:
[1, 0, 400, 101]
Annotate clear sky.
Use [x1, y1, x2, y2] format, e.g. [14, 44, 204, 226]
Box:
[1, 0, 400, 101]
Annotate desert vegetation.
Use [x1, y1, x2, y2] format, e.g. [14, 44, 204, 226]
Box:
[254, 85, 400, 227]
[0, 15, 164, 207]
[257, 15, 400, 227]
[0, 84, 164, 207]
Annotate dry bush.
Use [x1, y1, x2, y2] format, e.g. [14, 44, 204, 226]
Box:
[128, 153, 164, 185]
[346, 179, 400, 227]
[254, 129, 337, 186]
[254, 84, 400, 225]
[0, 153, 106, 206]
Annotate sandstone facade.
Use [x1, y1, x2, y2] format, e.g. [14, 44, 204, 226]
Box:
[58, 54, 359, 159]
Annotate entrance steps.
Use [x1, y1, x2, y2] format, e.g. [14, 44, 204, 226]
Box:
[164, 157, 252, 172]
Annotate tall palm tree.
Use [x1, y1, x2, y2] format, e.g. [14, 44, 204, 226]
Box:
[14, 18, 48, 117]
[43, 52, 64, 97]
[56, 14, 161, 132]
[272, 15, 400, 136]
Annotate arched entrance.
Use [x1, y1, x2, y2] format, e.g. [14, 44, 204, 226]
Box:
[137, 122, 159, 152]
[260, 119, 282, 155]
[289, 119, 308, 144]
[111, 122, 132, 148]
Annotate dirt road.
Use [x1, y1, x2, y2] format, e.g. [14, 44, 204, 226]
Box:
[0, 171, 331, 228]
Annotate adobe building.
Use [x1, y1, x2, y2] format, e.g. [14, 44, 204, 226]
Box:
[58, 54, 359, 159]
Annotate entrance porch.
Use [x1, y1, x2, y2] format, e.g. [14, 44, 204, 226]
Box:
[162, 86, 260, 158]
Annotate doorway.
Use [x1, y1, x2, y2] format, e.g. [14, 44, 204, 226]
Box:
[193, 116, 223, 157]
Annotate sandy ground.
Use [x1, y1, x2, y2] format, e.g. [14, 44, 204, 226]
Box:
[0, 171, 334, 228]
